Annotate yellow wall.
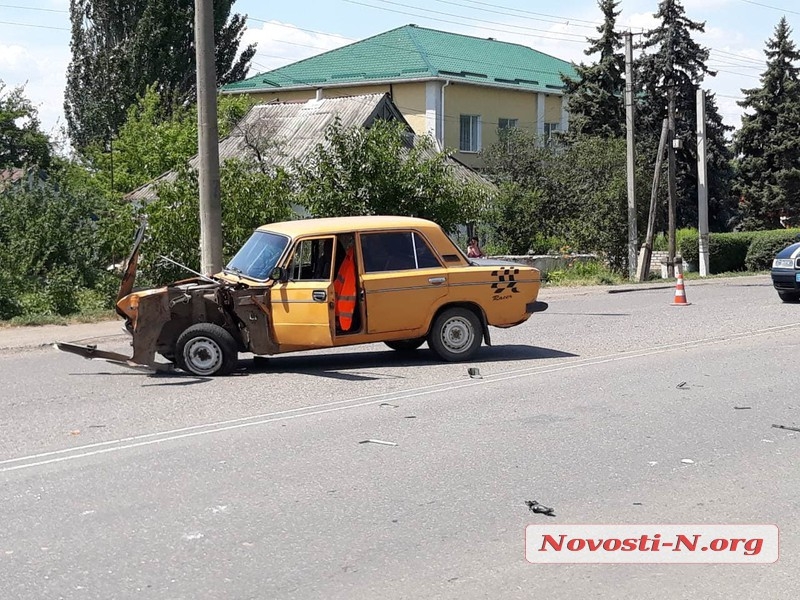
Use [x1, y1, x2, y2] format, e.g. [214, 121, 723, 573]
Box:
[442, 83, 538, 169]
[237, 81, 563, 169]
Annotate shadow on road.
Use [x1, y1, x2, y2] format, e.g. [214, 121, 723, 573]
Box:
[237, 344, 578, 381]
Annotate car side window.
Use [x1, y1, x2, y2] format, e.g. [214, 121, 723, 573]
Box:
[360, 231, 441, 272]
[287, 238, 334, 281]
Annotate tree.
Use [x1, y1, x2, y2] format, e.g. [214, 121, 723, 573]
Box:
[292, 119, 490, 233]
[65, 0, 255, 150]
[0, 82, 51, 169]
[84, 86, 253, 196]
[561, 0, 626, 137]
[142, 160, 293, 284]
[734, 17, 800, 230]
[636, 0, 733, 230]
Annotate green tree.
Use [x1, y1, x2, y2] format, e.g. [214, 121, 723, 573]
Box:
[292, 119, 490, 233]
[561, 0, 626, 137]
[84, 87, 253, 195]
[65, 0, 255, 150]
[636, 0, 733, 230]
[0, 81, 52, 169]
[733, 17, 800, 230]
[142, 160, 293, 284]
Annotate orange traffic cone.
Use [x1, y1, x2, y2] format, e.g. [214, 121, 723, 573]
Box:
[671, 272, 691, 306]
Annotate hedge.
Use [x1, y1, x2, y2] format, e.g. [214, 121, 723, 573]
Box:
[677, 228, 800, 273]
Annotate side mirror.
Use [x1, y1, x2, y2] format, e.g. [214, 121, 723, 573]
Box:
[271, 266, 289, 283]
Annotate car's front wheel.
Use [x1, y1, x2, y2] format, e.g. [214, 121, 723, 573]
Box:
[175, 323, 238, 376]
[385, 338, 426, 352]
[427, 307, 482, 362]
[778, 291, 800, 303]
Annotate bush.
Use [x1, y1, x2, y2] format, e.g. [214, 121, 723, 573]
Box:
[0, 272, 22, 320]
[745, 229, 800, 271]
[709, 233, 754, 273]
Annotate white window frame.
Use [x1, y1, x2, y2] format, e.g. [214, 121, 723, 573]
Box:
[459, 114, 481, 153]
[544, 122, 561, 139]
[498, 118, 518, 130]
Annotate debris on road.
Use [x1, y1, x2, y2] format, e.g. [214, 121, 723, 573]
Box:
[404, 416, 416, 419]
[676, 381, 688, 389]
[772, 424, 800, 433]
[633, 502, 643, 506]
[734, 406, 752, 410]
[680, 458, 695, 464]
[379, 403, 399, 408]
[359, 439, 398, 447]
[468, 367, 482, 379]
[525, 500, 556, 517]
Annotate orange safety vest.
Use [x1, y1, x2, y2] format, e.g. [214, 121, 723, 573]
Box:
[334, 247, 357, 331]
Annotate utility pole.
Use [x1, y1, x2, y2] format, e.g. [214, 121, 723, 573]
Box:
[636, 118, 669, 282]
[625, 31, 638, 280]
[696, 88, 710, 277]
[195, 0, 223, 275]
[666, 85, 678, 278]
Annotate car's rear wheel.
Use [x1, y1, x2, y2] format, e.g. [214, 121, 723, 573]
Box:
[385, 338, 426, 352]
[427, 307, 482, 362]
[778, 291, 800, 303]
[175, 323, 238, 376]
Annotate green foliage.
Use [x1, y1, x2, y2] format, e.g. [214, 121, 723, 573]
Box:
[635, 0, 734, 231]
[734, 18, 800, 230]
[561, 0, 626, 137]
[142, 160, 293, 284]
[546, 259, 623, 286]
[293, 119, 489, 233]
[0, 272, 22, 320]
[65, 0, 255, 150]
[745, 229, 800, 271]
[84, 88, 254, 195]
[0, 81, 51, 169]
[678, 230, 756, 272]
[653, 227, 699, 252]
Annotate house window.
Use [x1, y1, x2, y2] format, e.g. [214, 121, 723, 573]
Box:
[498, 118, 518, 130]
[459, 115, 481, 153]
[544, 122, 561, 139]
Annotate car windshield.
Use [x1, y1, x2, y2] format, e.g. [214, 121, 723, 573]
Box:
[225, 230, 289, 280]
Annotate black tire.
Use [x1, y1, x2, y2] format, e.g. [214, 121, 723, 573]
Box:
[427, 307, 482, 362]
[778, 291, 800, 303]
[175, 323, 238, 376]
[385, 338, 426, 352]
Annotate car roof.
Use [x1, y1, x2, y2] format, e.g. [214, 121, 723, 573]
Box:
[257, 215, 442, 237]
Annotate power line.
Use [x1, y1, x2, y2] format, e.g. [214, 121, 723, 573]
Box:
[453, 0, 602, 27]
[0, 19, 69, 31]
[430, 0, 598, 31]
[0, 3, 67, 12]
[738, 0, 800, 16]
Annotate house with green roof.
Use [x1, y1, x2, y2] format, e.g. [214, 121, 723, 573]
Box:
[222, 24, 578, 169]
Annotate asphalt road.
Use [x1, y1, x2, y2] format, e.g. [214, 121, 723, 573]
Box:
[1, 275, 798, 599]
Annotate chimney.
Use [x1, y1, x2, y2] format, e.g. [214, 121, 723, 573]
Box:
[315, 88, 324, 101]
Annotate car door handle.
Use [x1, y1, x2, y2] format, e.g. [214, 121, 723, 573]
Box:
[312, 290, 327, 302]
[428, 277, 446, 285]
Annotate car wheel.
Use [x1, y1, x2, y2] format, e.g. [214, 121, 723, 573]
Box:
[427, 307, 482, 362]
[385, 338, 426, 352]
[778, 291, 800, 303]
[175, 323, 238, 376]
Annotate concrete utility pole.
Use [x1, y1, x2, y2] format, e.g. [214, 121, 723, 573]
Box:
[696, 88, 710, 277]
[625, 31, 638, 280]
[195, 0, 223, 275]
[636, 118, 669, 282]
[666, 85, 678, 278]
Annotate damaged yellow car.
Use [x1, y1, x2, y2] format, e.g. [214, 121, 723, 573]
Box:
[58, 216, 547, 376]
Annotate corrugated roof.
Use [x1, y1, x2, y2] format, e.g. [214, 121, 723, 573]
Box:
[222, 24, 576, 95]
[125, 93, 493, 203]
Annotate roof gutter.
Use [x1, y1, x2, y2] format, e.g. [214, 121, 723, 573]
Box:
[439, 80, 450, 150]
[221, 76, 564, 97]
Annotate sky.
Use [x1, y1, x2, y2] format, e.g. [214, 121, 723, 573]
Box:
[1, 0, 799, 140]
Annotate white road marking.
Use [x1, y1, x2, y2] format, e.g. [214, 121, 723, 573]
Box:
[3, 322, 799, 474]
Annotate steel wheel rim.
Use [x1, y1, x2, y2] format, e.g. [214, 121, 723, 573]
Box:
[183, 336, 223, 375]
[440, 316, 475, 354]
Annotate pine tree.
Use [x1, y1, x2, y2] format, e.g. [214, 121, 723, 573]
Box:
[636, 0, 733, 230]
[561, 0, 625, 137]
[734, 17, 800, 230]
[64, 0, 255, 151]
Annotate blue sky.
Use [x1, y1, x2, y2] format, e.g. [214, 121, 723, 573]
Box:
[1, 0, 798, 138]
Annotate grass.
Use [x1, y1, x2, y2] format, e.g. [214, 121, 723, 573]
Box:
[0, 309, 117, 329]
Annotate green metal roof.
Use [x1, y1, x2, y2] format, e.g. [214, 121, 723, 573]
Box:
[223, 24, 577, 95]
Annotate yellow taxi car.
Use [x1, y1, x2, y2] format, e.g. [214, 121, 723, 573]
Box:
[59, 216, 547, 376]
